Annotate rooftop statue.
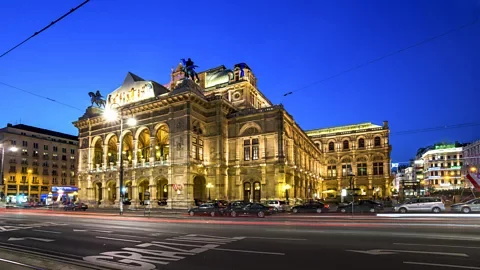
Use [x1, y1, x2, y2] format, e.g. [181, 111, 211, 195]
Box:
[88, 90, 106, 108]
[181, 58, 200, 82]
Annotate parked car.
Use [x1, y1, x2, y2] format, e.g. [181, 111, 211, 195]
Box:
[64, 203, 88, 211]
[337, 200, 384, 213]
[393, 197, 445, 213]
[450, 198, 480, 213]
[265, 200, 288, 212]
[291, 202, 329, 213]
[229, 203, 273, 218]
[188, 203, 226, 217]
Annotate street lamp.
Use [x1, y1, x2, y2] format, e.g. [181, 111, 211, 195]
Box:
[284, 184, 291, 204]
[0, 142, 17, 201]
[206, 183, 213, 201]
[104, 104, 136, 215]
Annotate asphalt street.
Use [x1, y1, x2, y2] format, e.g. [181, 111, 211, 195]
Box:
[0, 210, 479, 270]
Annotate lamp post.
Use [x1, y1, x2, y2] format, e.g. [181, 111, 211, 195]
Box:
[0, 141, 18, 200]
[284, 184, 291, 205]
[104, 104, 136, 215]
[206, 183, 213, 201]
[348, 171, 355, 215]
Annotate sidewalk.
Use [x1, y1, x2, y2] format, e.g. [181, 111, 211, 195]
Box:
[0, 248, 92, 270]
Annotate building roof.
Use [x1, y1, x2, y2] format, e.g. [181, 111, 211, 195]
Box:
[106, 72, 170, 108]
[305, 122, 383, 137]
[4, 123, 78, 141]
[170, 79, 205, 97]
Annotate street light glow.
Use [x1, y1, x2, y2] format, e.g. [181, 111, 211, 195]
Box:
[104, 108, 119, 121]
[10, 146, 18, 152]
[285, 184, 291, 190]
[126, 117, 137, 126]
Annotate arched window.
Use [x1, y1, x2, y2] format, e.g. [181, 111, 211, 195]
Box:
[343, 140, 349, 150]
[358, 138, 365, 148]
[374, 136, 381, 147]
[315, 142, 321, 149]
[328, 142, 335, 152]
[243, 182, 251, 202]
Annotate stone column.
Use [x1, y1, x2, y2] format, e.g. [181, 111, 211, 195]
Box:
[149, 175, 158, 207]
[150, 137, 156, 164]
[132, 140, 138, 167]
[103, 144, 108, 169]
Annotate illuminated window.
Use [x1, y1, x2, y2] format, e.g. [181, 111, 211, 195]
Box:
[191, 127, 203, 161]
[244, 139, 259, 161]
[244, 140, 251, 161]
[327, 166, 336, 177]
[357, 163, 367, 176]
[342, 164, 352, 176]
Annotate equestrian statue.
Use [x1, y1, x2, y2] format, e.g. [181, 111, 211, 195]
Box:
[88, 90, 106, 108]
[181, 58, 200, 82]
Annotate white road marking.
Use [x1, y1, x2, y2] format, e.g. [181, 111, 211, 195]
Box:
[110, 234, 152, 239]
[73, 229, 87, 232]
[378, 213, 480, 218]
[244, 236, 307, 241]
[347, 249, 468, 257]
[8, 237, 55, 242]
[32, 229, 61, 234]
[92, 230, 112, 233]
[394, 243, 480, 249]
[404, 261, 480, 269]
[213, 247, 284, 255]
[151, 241, 283, 255]
[95, 236, 141, 243]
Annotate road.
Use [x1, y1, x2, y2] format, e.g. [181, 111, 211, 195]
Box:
[0, 209, 479, 270]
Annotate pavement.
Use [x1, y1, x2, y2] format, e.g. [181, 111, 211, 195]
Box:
[0, 209, 479, 270]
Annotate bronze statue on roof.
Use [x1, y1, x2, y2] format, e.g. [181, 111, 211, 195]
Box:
[88, 90, 106, 108]
[181, 58, 200, 82]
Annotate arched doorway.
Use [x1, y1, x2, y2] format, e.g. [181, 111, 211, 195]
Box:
[137, 180, 149, 202]
[193, 176, 206, 201]
[94, 182, 102, 203]
[243, 182, 251, 202]
[107, 135, 118, 165]
[122, 132, 134, 165]
[156, 178, 168, 201]
[93, 138, 103, 166]
[155, 125, 169, 163]
[253, 182, 261, 202]
[124, 181, 132, 200]
[106, 180, 116, 203]
[137, 129, 151, 163]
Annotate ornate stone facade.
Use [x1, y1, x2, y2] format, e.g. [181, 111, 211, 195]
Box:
[73, 63, 391, 209]
[306, 122, 392, 199]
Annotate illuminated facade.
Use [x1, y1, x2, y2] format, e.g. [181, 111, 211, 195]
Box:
[421, 143, 467, 191]
[306, 122, 392, 199]
[0, 124, 78, 203]
[74, 65, 324, 208]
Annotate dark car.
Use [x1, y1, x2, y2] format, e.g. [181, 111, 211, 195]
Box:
[122, 199, 132, 205]
[291, 202, 329, 213]
[230, 203, 273, 218]
[64, 203, 88, 211]
[337, 200, 383, 213]
[188, 203, 226, 217]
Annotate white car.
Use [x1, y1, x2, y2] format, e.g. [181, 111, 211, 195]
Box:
[393, 197, 445, 213]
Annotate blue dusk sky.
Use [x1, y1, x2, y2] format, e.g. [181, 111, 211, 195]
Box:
[0, 0, 478, 164]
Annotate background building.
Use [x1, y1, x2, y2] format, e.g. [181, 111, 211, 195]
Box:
[463, 139, 480, 171]
[305, 122, 392, 199]
[0, 123, 78, 203]
[74, 63, 391, 209]
[421, 142, 468, 192]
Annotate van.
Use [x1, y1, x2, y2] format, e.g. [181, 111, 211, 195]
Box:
[393, 197, 445, 213]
